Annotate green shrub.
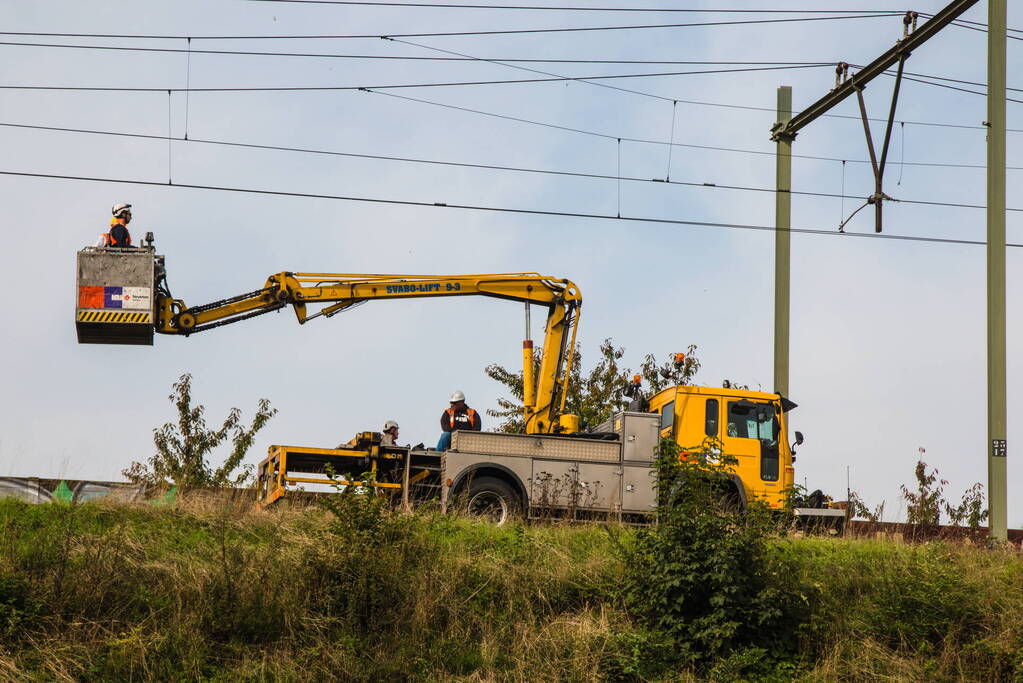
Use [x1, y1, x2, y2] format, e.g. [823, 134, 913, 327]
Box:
[0, 573, 43, 639]
[621, 439, 808, 674]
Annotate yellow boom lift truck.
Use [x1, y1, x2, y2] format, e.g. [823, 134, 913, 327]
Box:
[76, 240, 843, 526]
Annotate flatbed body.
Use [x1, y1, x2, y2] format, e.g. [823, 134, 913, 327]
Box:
[257, 409, 843, 531]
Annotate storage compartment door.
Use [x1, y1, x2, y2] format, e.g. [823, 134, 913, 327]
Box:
[576, 462, 622, 512]
[622, 413, 661, 463]
[622, 465, 656, 512]
[529, 459, 577, 508]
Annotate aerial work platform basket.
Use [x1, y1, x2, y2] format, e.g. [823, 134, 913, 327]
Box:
[75, 247, 160, 345]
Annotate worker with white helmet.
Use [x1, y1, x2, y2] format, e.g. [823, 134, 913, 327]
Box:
[96, 203, 134, 248]
[381, 420, 400, 447]
[437, 390, 481, 451]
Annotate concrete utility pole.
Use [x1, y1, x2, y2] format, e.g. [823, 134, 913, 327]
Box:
[987, 0, 1007, 544]
[774, 86, 793, 398]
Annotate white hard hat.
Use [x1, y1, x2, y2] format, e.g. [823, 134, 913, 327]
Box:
[449, 390, 466, 402]
[383, 420, 399, 432]
[111, 202, 132, 218]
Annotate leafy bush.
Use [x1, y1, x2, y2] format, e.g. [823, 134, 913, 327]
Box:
[621, 439, 808, 674]
[0, 573, 43, 638]
[897, 460, 989, 528]
[945, 481, 988, 528]
[901, 460, 947, 526]
[123, 373, 276, 488]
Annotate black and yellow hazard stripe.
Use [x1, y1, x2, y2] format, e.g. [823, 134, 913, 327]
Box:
[77, 310, 152, 324]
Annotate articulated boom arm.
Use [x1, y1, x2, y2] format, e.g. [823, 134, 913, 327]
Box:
[156, 272, 582, 434]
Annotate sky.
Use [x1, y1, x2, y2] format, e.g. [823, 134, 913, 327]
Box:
[0, 1, 1019, 524]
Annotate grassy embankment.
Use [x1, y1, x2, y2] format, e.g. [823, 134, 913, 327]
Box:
[0, 496, 1020, 681]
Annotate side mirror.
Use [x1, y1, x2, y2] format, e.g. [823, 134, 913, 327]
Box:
[791, 430, 804, 458]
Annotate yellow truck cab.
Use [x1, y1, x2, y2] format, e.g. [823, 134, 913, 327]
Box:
[647, 385, 796, 510]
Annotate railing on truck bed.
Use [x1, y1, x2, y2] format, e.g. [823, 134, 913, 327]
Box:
[256, 432, 441, 508]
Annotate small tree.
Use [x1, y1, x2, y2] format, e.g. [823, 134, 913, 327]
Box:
[485, 339, 632, 433]
[485, 340, 700, 433]
[945, 482, 988, 528]
[901, 460, 946, 526]
[571, 339, 633, 428]
[898, 457, 988, 527]
[849, 490, 886, 522]
[122, 373, 276, 488]
[638, 344, 701, 393]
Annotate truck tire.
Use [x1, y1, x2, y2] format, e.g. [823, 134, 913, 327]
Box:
[718, 481, 744, 513]
[464, 476, 522, 525]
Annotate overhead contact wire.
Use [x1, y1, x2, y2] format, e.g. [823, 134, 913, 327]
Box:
[383, 39, 1021, 129]
[386, 35, 682, 103]
[245, 1, 904, 13]
[364, 89, 1008, 170]
[0, 63, 831, 93]
[0, 15, 903, 40]
[1, 119, 1018, 209]
[2, 168, 1018, 249]
[0, 41, 838, 66]
[0, 40, 1007, 131]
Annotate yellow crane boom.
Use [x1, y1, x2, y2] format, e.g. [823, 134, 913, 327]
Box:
[156, 271, 582, 434]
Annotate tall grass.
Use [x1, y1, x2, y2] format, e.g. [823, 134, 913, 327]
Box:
[787, 537, 1023, 681]
[0, 496, 1019, 681]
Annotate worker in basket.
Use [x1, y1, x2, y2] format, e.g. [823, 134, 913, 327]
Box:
[97, 203, 134, 248]
[437, 390, 481, 451]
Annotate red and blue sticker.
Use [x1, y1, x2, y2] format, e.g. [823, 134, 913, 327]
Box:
[78, 286, 151, 310]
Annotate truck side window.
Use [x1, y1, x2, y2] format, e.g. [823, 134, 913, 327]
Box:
[660, 401, 674, 432]
[727, 401, 773, 440]
[705, 399, 719, 436]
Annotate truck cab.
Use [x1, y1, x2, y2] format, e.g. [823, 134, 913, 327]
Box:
[647, 386, 796, 509]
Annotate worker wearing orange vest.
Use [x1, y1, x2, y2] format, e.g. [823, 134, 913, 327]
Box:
[437, 390, 481, 451]
[97, 203, 134, 247]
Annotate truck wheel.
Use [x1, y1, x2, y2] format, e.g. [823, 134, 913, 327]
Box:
[465, 476, 521, 525]
[718, 482, 744, 513]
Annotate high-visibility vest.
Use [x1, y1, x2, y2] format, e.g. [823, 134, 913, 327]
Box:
[104, 220, 132, 247]
[447, 407, 476, 429]
[107, 231, 132, 247]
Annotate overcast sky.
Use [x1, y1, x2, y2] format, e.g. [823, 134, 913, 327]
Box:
[0, 1, 1019, 524]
